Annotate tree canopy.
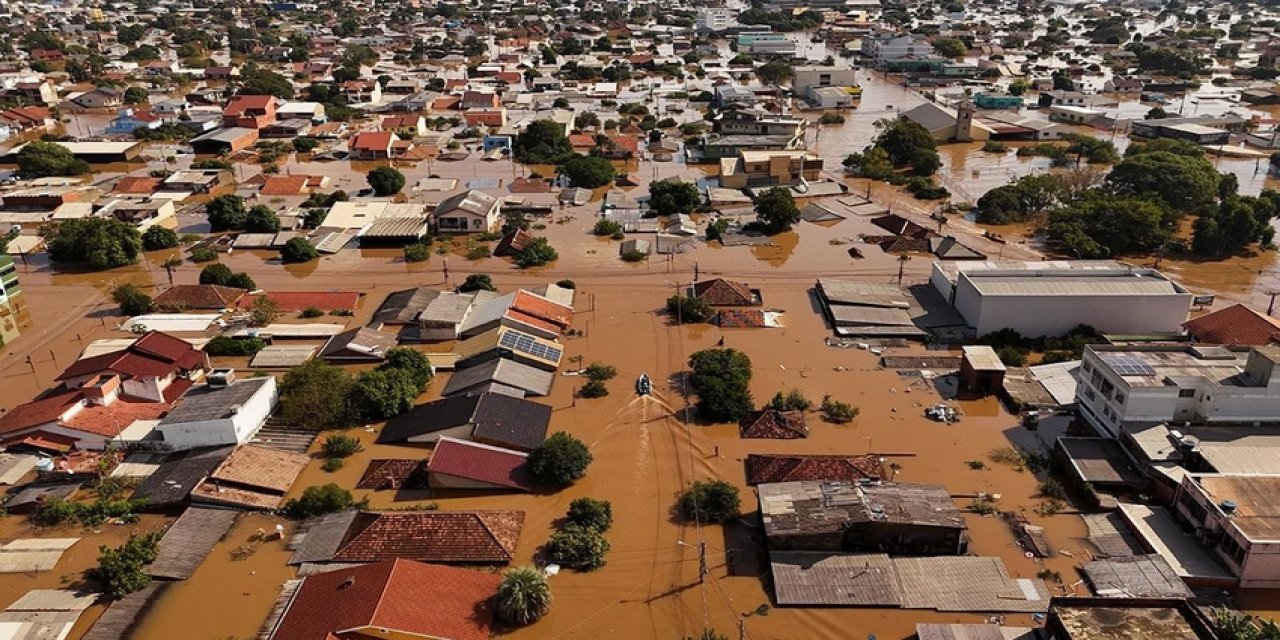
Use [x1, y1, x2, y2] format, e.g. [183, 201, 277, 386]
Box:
[514, 119, 574, 164]
[752, 187, 801, 235]
[206, 195, 248, 231]
[45, 218, 142, 270]
[648, 179, 701, 216]
[528, 432, 593, 486]
[366, 166, 406, 196]
[17, 141, 90, 177]
[560, 155, 616, 189]
[281, 237, 318, 263]
[688, 348, 753, 423]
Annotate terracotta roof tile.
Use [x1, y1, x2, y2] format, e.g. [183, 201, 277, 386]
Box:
[350, 131, 393, 151]
[0, 391, 82, 435]
[258, 175, 309, 196]
[237, 291, 360, 312]
[153, 285, 247, 310]
[355, 459, 430, 490]
[332, 511, 524, 563]
[269, 559, 500, 640]
[512, 290, 573, 327]
[692, 278, 757, 306]
[745, 454, 883, 485]
[738, 409, 807, 439]
[62, 399, 169, 437]
[1183, 304, 1280, 346]
[112, 177, 162, 194]
[427, 438, 533, 491]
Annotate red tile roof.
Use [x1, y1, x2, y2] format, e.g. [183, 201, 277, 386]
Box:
[56, 331, 205, 381]
[503, 308, 562, 335]
[738, 409, 807, 439]
[431, 96, 461, 111]
[427, 438, 534, 491]
[223, 95, 274, 117]
[744, 454, 883, 485]
[349, 131, 393, 151]
[568, 133, 596, 148]
[609, 134, 640, 154]
[0, 390, 82, 435]
[113, 177, 162, 195]
[332, 511, 524, 563]
[269, 559, 500, 640]
[512, 290, 572, 327]
[258, 175, 309, 196]
[692, 278, 757, 306]
[62, 399, 169, 437]
[1183, 304, 1280, 346]
[237, 291, 360, 312]
[153, 284, 247, 310]
[355, 459, 429, 490]
[0, 431, 76, 453]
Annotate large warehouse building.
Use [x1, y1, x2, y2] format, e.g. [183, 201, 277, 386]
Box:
[930, 260, 1193, 337]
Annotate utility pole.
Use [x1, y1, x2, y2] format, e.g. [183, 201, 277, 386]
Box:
[1269, 291, 1278, 316]
[697, 541, 707, 584]
[896, 255, 909, 286]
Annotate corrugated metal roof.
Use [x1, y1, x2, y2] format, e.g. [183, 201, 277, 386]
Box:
[967, 276, 1180, 296]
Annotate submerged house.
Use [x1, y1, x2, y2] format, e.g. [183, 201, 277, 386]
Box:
[758, 480, 968, 555]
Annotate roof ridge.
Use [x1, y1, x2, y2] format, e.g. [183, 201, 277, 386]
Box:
[369, 558, 404, 629]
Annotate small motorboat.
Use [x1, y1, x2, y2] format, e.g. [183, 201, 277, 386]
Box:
[636, 373, 652, 396]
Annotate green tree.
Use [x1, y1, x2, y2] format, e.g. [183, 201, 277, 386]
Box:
[1105, 150, 1220, 213]
[515, 237, 559, 268]
[198, 263, 234, 285]
[350, 368, 419, 420]
[88, 532, 161, 599]
[321, 434, 363, 458]
[933, 37, 968, 57]
[566, 497, 613, 532]
[249, 296, 280, 326]
[281, 237, 318, 263]
[753, 187, 801, 234]
[528, 431, 593, 486]
[280, 360, 356, 428]
[206, 195, 247, 231]
[560, 155, 616, 189]
[755, 58, 793, 85]
[283, 483, 358, 519]
[648, 179, 701, 215]
[819, 395, 860, 423]
[141, 225, 179, 250]
[238, 63, 295, 99]
[123, 86, 149, 104]
[379, 347, 435, 390]
[496, 567, 552, 626]
[1048, 191, 1172, 258]
[545, 523, 610, 570]
[45, 218, 142, 270]
[17, 141, 90, 177]
[459, 273, 496, 292]
[112, 283, 153, 316]
[666, 294, 712, 322]
[767, 388, 811, 411]
[404, 243, 430, 263]
[1193, 193, 1279, 256]
[1145, 106, 1168, 120]
[688, 348, 753, 422]
[869, 119, 940, 176]
[974, 174, 1065, 224]
[366, 166, 406, 196]
[678, 480, 741, 524]
[593, 218, 623, 236]
[1007, 79, 1032, 96]
[514, 119, 575, 164]
[244, 205, 281, 233]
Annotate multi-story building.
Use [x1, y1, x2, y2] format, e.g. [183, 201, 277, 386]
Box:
[1076, 344, 1280, 437]
[736, 33, 796, 57]
[860, 33, 933, 67]
[0, 254, 23, 346]
[1173, 473, 1280, 587]
[696, 8, 734, 32]
[792, 65, 859, 94]
[718, 149, 823, 189]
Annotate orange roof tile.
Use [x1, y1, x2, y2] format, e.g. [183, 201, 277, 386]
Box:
[1183, 304, 1280, 346]
[259, 175, 308, 196]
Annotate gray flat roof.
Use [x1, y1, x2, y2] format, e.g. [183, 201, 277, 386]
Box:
[159, 378, 273, 426]
[442, 358, 554, 397]
[966, 276, 1181, 297]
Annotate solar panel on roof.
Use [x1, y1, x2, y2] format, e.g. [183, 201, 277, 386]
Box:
[1101, 355, 1157, 376]
[498, 329, 563, 363]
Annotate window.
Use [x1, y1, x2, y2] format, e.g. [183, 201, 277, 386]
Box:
[1085, 388, 1097, 401]
[1082, 362, 1093, 374]
[1114, 392, 1126, 404]
[1179, 388, 1195, 398]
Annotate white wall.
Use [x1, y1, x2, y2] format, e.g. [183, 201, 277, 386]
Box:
[405, 423, 472, 444]
[157, 378, 277, 450]
[958, 286, 1192, 337]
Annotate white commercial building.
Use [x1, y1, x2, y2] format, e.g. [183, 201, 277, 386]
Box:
[930, 260, 1192, 338]
[792, 66, 859, 94]
[697, 8, 735, 32]
[1076, 344, 1280, 437]
[154, 373, 278, 450]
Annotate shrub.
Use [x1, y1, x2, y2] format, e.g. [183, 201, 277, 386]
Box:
[496, 567, 552, 626]
[188, 246, 217, 263]
[112, 283, 153, 316]
[528, 432, 593, 486]
[466, 245, 491, 261]
[995, 345, 1029, 366]
[566, 497, 613, 532]
[321, 434, 363, 459]
[819, 395, 859, 424]
[300, 306, 324, 318]
[767, 388, 811, 412]
[621, 249, 647, 262]
[141, 226, 179, 250]
[459, 273, 496, 292]
[249, 296, 280, 326]
[321, 458, 344, 472]
[203, 336, 266, 356]
[403, 243, 431, 263]
[665, 295, 712, 323]
[515, 237, 558, 268]
[593, 218, 623, 236]
[89, 532, 161, 599]
[579, 379, 608, 398]
[583, 363, 617, 381]
[982, 140, 1008, 153]
[281, 237, 319, 263]
[1038, 478, 1068, 500]
[544, 523, 610, 570]
[284, 483, 359, 519]
[678, 480, 741, 525]
[818, 112, 846, 124]
[199, 263, 234, 285]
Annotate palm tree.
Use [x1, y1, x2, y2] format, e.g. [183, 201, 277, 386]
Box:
[495, 566, 551, 626]
[161, 256, 182, 286]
